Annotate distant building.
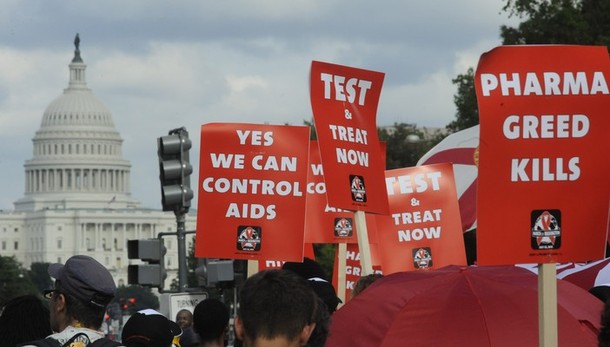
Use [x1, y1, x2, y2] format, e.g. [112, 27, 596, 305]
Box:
[0, 37, 195, 288]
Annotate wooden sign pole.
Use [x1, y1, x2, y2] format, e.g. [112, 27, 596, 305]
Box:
[337, 243, 347, 306]
[354, 210, 373, 276]
[538, 263, 558, 347]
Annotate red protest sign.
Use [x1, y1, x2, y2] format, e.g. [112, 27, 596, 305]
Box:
[259, 244, 316, 271]
[305, 141, 360, 244]
[310, 61, 389, 215]
[475, 45, 610, 265]
[375, 163, 466, 274]
[195, 123, 310, 261]
[332, 243, 382, 302]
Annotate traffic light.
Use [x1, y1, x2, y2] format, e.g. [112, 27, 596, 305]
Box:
[195, 258, 235, 287]
[158, 127, 193, 214]
[127, 239, 167, 288]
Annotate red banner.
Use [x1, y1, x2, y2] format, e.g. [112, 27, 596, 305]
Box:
[475, 45, 610, 264]
[195, 123, 310, 261]
[375, 163, 466, 274]
[310, 61, 389, 215]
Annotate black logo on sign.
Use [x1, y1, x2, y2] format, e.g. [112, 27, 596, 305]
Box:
[349, 175, 367, 202]
[531, 210, 561, 250]
[237, 226, 262, 251]
[334, 218, 353, 237]
[412, 247, 433, 269]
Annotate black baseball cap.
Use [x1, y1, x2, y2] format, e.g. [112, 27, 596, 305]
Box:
[122, 309, 182, 347]
[48, 255, 116, 307]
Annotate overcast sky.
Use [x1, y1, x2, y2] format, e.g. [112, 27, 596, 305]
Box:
[0, 0, 515, 210]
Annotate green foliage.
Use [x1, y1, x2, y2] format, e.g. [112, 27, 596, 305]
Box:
[501, 0, 610, 49]
[0, 256, 39, 303]
[449, 0, 610, 133]
[378, 123, 439, 169]
[313, 244, 337, 280]
[447, 68, 478, 133]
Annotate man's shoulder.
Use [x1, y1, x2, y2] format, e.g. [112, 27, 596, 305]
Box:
[20, 329, 124, 347]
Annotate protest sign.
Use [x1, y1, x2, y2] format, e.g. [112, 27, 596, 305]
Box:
[304, 141, 359, 244]
[376, 163, 466, 274]
[475, 45, 610, 265]
[309, 61, 389, 215]
[195, 123, 309, 261]
[332, 243, 382, 302]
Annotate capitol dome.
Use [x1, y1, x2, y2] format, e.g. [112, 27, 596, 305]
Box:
[14, 35, 141, 211]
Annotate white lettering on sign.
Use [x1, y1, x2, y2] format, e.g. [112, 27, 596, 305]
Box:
[236, 130, 274, 146]
[252, 155, 297, 171]
[397, 227, 442, 242]
[202, 178, 303, 196]
[328, 125, 369, 144]
[511, 157, 580, 182]
[210, 153, 245, 169]
[346, 251, 360, 261]
[336, 147, 369, 167]
[324, 204, 348, 213]
[346, 265, 361, 276]
[480, 71, 609, 96]
[392, 209, 442, 225]
[320, 73, 373, 105]
[225, 203, 277, 220]
[503, 114, 589, 139]
[385, 172, 442, 195]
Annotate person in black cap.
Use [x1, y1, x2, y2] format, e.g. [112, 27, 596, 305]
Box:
[282, 257, 341, 314]
[122, 309, 182, 347]
[22, 255, 119, 347]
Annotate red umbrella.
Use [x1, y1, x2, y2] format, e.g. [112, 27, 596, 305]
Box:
[557, 258, 610, 290]
[327, 265, 602, 347]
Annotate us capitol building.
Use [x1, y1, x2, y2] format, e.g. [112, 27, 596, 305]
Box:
[0, 36, 195, 288]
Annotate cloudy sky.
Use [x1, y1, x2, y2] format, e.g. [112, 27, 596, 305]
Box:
[0, 0, 516, 210]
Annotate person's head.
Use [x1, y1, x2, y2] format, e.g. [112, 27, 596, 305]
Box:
[175, 309, 193, 329]
[193, 298, 230, 345]
[46, 255, 116, 332]
[351, 273, 384, 298]
[235, 269, 318, 347]
[122, 309, 183, 347]
[0, 294, 53, 347]
[282, 258, 340, 314]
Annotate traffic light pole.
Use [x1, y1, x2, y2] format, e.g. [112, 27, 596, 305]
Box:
[176, 211, 188, 292]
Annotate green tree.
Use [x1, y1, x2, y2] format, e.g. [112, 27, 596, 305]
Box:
[378, 123, 439, 169]
[448, 0, 610, 132]
[447, 68, 478, 133]
[0, 256, 39, 303]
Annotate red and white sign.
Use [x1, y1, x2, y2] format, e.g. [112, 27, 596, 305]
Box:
[304, 141, 359, 244]
[332, 243, 382, 302]
[375, 163, 466, 274]
[195, 123, 310, 261]
[310, 61, 389, 215]
[475, 45, 610, 265]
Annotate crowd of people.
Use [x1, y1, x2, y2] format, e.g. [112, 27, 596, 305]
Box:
[5, 253, 610, 346]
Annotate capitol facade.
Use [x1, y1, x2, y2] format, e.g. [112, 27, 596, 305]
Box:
[0, 37, 195, 288]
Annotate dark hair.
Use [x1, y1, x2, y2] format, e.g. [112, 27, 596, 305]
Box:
[351, 273, 383, 298]
[57, 281, 106, 329]
[600, 299, 610, 347]
[306, 296, 330, 347]
[238, 269, 317, 343]
[193, 299, 230, 342]
[0, 295, 52, 347]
